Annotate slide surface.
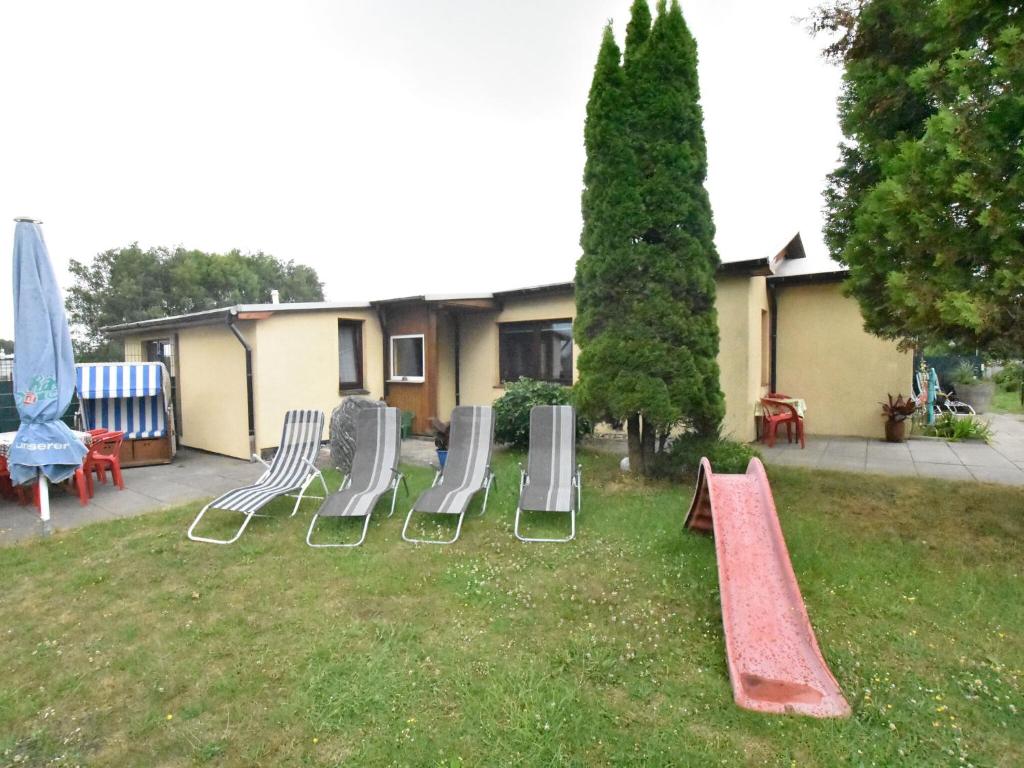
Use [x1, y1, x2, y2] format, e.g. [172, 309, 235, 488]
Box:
[685, 457, 850, 718]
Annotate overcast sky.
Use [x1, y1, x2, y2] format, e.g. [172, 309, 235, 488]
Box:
[0, 0, 843, 338]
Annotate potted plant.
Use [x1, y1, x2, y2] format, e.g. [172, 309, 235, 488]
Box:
[881, 393, 917, 443]
[429, 416, 450, 468]
[950, 361, 994, 413]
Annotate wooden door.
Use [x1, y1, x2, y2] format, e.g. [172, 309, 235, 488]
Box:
[384, 304, 438, 435]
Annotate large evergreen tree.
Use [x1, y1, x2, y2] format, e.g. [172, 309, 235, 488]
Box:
[576, 0, 724, 475]
[814, 0, 1024, 356]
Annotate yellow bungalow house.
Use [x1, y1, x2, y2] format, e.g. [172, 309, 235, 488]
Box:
[102, 234, 911, 459]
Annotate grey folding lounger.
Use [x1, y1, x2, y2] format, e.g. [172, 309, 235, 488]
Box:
[307, 407, 407, 548]
[514, 405, 581, 543]
[187, 409, 327, 544]
[402, 405, 495, 545]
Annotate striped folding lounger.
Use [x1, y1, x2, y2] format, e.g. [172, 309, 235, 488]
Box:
[307, 407, 407, 548]
[187, 409, 326, 544]
[514, 405, 582, 543]
[402, 405, 495, 545]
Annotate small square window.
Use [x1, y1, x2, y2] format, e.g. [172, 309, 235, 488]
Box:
[390, 334, 425, 382]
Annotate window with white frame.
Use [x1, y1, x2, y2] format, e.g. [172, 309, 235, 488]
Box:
[389, 334, 425, 382]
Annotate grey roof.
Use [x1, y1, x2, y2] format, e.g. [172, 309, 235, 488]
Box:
[102, 232, 845, 336]
[101, 300, 370, 335]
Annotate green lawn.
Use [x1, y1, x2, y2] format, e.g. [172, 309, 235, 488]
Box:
[993, 388, 1024, 415]
[1, 452, 1021, 767]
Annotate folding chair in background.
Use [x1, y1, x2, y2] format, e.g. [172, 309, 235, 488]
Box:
[514, 405, 581, 543]
[307, 407, 407, 548]
[914, 370, 975, 416]
[402, 405, 495, 545]
[187, 409, 327, 544]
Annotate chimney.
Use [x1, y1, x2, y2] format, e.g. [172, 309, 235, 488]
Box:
[270, 289, 280, 305]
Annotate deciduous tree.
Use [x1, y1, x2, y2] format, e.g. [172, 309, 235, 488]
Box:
[67, 245, 324, 359]
[814, 0, 1024, 356]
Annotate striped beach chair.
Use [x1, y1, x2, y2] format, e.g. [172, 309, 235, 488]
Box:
[76, 362, 174, 440]
[187, 409, 327, 544]
[514, 405, 581, 543]
[306, 407, 407, 548]
[402, 406, 495, 545]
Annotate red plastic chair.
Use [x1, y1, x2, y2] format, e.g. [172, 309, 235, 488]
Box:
[0, 456, 15, 500]
[88, 431, 126, 490]
[761, 397, 805, 449]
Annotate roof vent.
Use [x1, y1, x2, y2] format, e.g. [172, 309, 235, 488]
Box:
[270, 289, 280, 305]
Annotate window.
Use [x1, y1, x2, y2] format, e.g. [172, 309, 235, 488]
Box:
[499, 319, 573, 385]
[144, 338, 171, 365]
[338, 320, 364, 391]
[390, 334, 425, 382]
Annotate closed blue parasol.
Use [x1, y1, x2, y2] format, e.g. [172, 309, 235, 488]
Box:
[8, 219, 87, 496]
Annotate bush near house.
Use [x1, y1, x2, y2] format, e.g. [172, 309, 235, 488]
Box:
[493, 378, 591, 450]
[994, 362, 1023, 392]
[650, 433, 761, 479]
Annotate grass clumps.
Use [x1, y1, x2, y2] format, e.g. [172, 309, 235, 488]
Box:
[923, 412, 993, 441]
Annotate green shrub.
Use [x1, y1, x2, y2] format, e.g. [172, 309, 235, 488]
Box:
[650, 434, 761, 479]
[923, 413, 992, 441]
[492, 378, 591, 450]
[950, 360, 979, 386]
[994, 361, 1023, 392]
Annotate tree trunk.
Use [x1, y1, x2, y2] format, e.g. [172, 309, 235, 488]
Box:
[627, 414, 643, 474]
[640, 416, 657, 476]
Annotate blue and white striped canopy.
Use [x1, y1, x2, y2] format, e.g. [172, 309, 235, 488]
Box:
[77, 362, 165, 399]
[76, 363, 170, 439]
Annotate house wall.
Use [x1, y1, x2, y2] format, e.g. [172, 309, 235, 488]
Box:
[122, 337, 143, 361]
[251, 309, 384, 452]
[715, 276, 766, 443]
[457, 292, 580, 407]
[436, 312, 457, 419]
[175, 324, 251, 459]
[774, 282, 912, 437]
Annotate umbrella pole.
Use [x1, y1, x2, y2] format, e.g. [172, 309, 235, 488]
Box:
[38, 473, 51, 535]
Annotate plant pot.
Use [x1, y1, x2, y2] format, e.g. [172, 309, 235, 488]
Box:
[956, 381, 994, 414]
[436, 449, 448, 468]
[884, 419, 906, 443]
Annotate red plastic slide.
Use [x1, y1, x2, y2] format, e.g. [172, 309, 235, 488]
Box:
[685, 457, 851, 718]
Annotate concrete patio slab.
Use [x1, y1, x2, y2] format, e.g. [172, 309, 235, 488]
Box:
[761, 412, 1024, 488]
[864, 459, 917, 477]
[967, 466, 1024, 486]
[0, 438, 449, 545]
[947, 442, 1018, 469]
[817, 458, 871, 475]
[906, 440, 961, 464]
[914, 462, 975, 481]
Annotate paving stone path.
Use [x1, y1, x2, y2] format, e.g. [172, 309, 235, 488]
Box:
[762, 412, 1024, 486]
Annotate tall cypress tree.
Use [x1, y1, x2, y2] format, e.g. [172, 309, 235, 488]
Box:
[576, 0, 724, 475]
